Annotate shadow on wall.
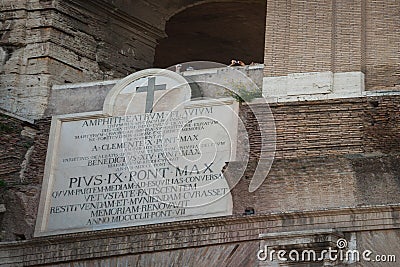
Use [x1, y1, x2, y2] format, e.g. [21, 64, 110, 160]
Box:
[154, 1, 266, 68]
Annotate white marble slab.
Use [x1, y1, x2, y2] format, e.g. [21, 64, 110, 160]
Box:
[35, 69, 238, 236]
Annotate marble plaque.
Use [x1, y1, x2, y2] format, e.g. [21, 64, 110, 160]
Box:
[35, 69, 239, 236]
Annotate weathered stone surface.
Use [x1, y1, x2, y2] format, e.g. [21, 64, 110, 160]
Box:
[0, 0, 164, 121]
[229, 154, 400, 215]
[0, 114, 35, 184]
[44, 66, 263, 117]
[0, 1, 399, 266]
[46, 242, 259, 267]
[355, 230, 400, 267]
[353, 154, 400, 206]
[23, 118, 51, 185]
[182, 64, 264, 99]
[263, 71, 365, 101]
[46, 80, 117, 116]
[2, 0, 399, 121]
[2, 93, 400, 242]
[1, 185, 41, 241]
[1, 205, 400, 266]
[0, 114, 38, 242]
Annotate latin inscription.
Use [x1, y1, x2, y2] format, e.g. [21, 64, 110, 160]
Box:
[42, 104, 237, 233]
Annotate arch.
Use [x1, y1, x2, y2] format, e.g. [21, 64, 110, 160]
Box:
[165, 0, 265, 20]
[153, 1, 266, 68]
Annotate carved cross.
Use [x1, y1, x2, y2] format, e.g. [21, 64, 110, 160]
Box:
[136, 77, 167, 113]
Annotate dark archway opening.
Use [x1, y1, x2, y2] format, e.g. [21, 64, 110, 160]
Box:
[154, 1, 266, 68]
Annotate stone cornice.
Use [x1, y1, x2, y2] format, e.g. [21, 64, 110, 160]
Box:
[1, 205, 400, 266]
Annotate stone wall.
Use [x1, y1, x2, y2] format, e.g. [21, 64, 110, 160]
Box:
[1, 206, 400, 266]
[230, 154, 400, 215]
[0, 114, 39, 241]
[0, 0, 163, 121]
[2, 0, 399, 120]
[1, 93, 399, 241]
[44, 242, 259, 267]
[0, 0, 399, 265]
[0, 114, 34, 185]
[0, 92, 399, 264]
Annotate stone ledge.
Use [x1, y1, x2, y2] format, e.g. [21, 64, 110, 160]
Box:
[43, 71, 400, 118]
[259, 228, 341, 239]
[45, 81, 118, 116]
[263, 71, 365, 102]
[45, 66, 264, 116]
[1, 205, 400, 266]
[251, 92, 400, 107]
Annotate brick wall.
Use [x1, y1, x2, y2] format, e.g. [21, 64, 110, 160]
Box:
[363, 96, 400, 153]
[264, 0, 336, 76]
[0, 96, 400, 240]
[365, 0, 400, 90]
[0, 0, 163, 120]
[264, 0, 400, 91]
[1, 95, 399, 240]
[333, 0, 364, 73]
[242, 95, 400, 160]
[230, 156, 357, 214]
[2, 0, 399, 121]
[230, 154, 400, 214]
[230, 95, 400, 214]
